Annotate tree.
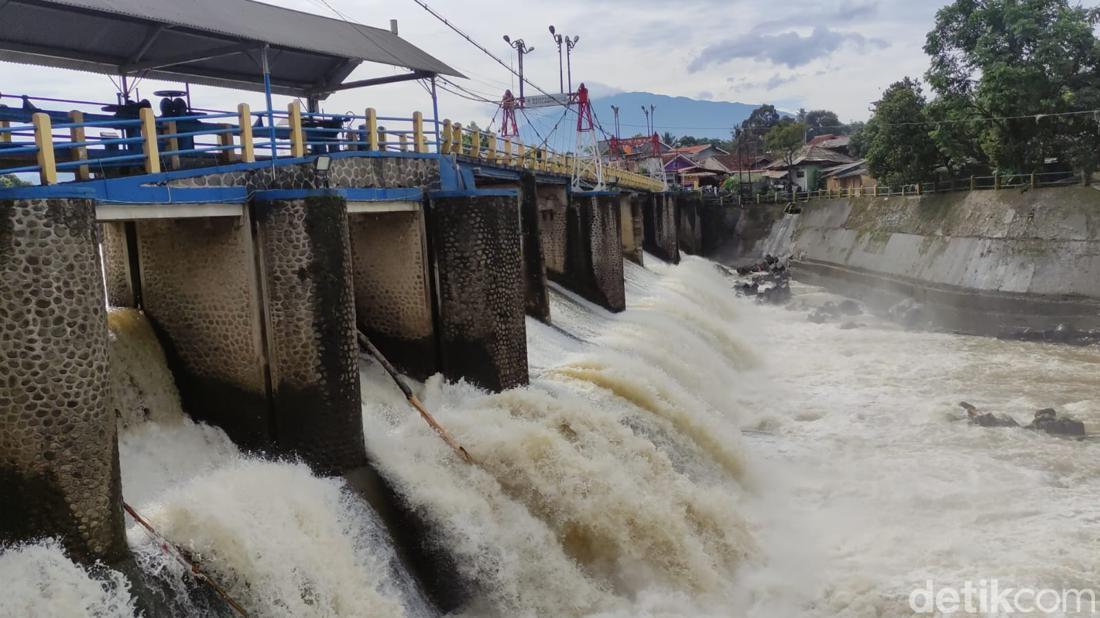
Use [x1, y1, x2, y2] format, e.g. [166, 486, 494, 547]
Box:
[765, 122, 807, 190]
[847, 121, 868, 158]
[803, 110, 845, 137]
[924, 0, 1100, 174]
[736, 104, 783, 161]
[862, 78, 940, 187]
[661, 131, 675, 147]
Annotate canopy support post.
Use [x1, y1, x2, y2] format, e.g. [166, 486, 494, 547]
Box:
[430, 75, 440, 153]
[261, 44, 277, 166]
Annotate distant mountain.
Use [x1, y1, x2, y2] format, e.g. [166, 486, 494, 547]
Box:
[514, 91, 770, 146]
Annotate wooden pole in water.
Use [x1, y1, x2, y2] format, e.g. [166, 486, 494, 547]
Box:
[357, 330, 473, 464]
[123, 502, 249, 617]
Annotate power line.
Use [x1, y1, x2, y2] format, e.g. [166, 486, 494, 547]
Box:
[407, 0, 569, 110]
[625, 108, 1100, 134]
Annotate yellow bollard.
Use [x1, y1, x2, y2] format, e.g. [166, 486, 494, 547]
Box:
[238, 103, 254, 163]
[139, 107, 160, 174]
[68, 110, 90, 181]
[32, 112, 57, 185]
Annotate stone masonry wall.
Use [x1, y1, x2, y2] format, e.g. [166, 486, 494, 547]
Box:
[428, 192, 529, 392]
[348, 210, 437, 380]
[0, 198, 126, 564]
[166, 156, 440, 191]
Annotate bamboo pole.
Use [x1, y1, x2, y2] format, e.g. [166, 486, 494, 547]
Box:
[357, 331, 472, 464]
[124, 502, 249, 616]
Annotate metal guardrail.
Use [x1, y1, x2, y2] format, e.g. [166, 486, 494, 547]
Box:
[714, 171, 1086, 206]
[1, 97, 664, 192]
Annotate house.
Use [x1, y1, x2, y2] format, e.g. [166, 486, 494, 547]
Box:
[765, 143, 856, 192]
[821, 159, 875, 192]
[807, 134, 851, 156]
[662, 153, 719, 189]
[670, 143, 729, 162]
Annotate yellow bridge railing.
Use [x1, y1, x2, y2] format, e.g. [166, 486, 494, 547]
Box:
[2, 99, 665, 193]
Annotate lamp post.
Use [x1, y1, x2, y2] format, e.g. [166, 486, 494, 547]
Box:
[503, 35, 534, 103]
[549, 25, 564, 94]
[565, 35, 580, 93]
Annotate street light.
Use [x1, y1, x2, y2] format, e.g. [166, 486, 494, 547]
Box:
[565, 35, 580, 93]
[549, 25, 565, 93]
[504, 35, 534, 102]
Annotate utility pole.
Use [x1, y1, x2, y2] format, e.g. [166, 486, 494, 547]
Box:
[549, 25, 564, 93]
[503, 35, 534, 102]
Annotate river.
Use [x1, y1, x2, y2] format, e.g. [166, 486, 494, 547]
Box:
[2, 255, 1098, 616]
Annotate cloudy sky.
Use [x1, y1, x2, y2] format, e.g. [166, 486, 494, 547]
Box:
[0, 0, 1055, 132]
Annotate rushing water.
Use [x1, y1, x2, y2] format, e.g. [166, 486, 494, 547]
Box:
[3, 255, 1099, 616]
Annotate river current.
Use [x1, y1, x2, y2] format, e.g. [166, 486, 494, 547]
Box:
[2, 255, 1098, 616]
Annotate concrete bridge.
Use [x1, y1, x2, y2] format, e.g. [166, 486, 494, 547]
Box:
[0, 100, 704, 571]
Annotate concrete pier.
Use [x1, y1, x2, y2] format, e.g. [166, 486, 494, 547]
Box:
[676, 192, 703, 255]
[0, 197, 126, 565]
[553, 192, 627, 313]
[520, 173, 551, 321]
[643, 193, 680, 263]
[252, 191, 366, 474]
[427, 190, 529, 392]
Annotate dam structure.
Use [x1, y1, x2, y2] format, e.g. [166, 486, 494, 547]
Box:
[0, 0, 702, 590]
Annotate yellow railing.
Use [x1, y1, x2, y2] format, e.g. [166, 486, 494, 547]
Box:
[4, 99, 664, 193]
[439, 121, 665, 193]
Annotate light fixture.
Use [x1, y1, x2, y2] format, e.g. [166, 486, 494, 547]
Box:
[315, 154, 332, 173]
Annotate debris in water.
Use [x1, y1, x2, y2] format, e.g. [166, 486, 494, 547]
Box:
[733, 254, 791, 305]
[959, 402, 1020, 428]
[959, 402, 1087, 437]
[1026, 408, 1087, 438]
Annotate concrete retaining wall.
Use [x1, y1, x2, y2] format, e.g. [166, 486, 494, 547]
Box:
[787, 187, 1100, 335]
[348, 209, 437, 380]
[0, 198, 126, 565]
[427, 191, 529, 392]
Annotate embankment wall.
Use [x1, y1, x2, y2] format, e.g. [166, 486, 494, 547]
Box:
[776, 187, 1100, 336]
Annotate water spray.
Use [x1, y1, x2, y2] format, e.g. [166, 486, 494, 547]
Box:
[357, 330, 473, 464]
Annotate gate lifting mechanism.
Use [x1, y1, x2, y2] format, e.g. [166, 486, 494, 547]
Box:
[497, 84, 604, 191]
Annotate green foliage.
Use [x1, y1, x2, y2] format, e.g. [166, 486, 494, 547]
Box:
[924, 0, 1100, 174]
[862, 78, 941, 187]
[803, 110, 845, 137]
[0, 174, 29, 188]
[765, 122, 807, 187]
